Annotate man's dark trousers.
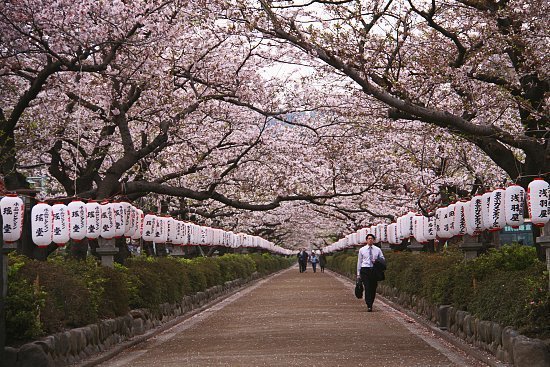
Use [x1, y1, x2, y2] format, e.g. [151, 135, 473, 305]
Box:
[360, 267, 378, 308]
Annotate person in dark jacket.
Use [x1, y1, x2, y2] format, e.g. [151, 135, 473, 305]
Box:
[297, 249, 309, 273]
[319, 251, 327, 272]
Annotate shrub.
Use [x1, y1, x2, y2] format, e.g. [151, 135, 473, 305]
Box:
[98, 264, 134, 318]
[6, 252, 293, 345]
[193, 257, 222, 288]
[5, 255, 45, 342]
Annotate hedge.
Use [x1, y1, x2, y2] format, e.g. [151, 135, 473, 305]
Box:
[327, 245, 549, 339]
[6, 252, 294, 344]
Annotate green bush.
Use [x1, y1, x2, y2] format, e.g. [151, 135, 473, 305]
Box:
[249, 253, 294, 275]
[5, 255, 45, 342]
[6, 252, 292, 344]
[98, 264, 134, 318]
[193, 257, 222, 288]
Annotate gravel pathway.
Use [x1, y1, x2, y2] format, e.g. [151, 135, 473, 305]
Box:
[97, 266, 490, 367]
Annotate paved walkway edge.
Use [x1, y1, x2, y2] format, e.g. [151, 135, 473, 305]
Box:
[74, 267, 293, 367]
[327, 270, 510, 367]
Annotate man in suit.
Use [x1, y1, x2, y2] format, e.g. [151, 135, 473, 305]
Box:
[356, 234, 385, 311]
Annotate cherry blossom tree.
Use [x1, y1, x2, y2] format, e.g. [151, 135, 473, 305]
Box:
[240, 0, 548, 190]
[4, 0, 543, 252]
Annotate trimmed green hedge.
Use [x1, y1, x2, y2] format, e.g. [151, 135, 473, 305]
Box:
[6, 253, 294, 344]
[327, 245, 549, 339]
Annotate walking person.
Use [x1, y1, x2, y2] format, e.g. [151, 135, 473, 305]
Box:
[356, 234, 385, 312]
[310, 252, 319, 273]
[297, 248, 309, 273]
[319, 251, 327, 272]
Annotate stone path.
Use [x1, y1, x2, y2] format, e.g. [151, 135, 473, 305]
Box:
[97, 267, 491, 367]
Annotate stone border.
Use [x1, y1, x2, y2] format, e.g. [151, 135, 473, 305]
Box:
[376, 283, 550, 367]
[4, 270, 286, 367]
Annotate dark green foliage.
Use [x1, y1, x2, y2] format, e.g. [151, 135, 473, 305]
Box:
[193, 257, 222, 288]
[6, 252, 292, 345]
[327, 245, 549, 339]
[12, 256, 99, 335]
[5, 255, 45, 342]
[98, 265, 134, 318]
[249, 253, 294, 274]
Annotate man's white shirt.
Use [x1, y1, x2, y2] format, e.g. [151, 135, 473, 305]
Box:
[357, 245, 385, 275]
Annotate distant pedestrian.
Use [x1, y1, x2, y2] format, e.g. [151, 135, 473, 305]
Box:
[297, 248, 309, 273]
[319, 251, 327, 272]
[310, 252, 319, 273]
[356, 234, 385, 312]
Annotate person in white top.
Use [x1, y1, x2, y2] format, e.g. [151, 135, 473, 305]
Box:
[356, 233, 385, 312]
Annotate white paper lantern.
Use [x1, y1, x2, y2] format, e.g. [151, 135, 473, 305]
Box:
[85, 201, 101, 239]
[142, 214, 157, 242]
[181, 223, 191, 245]
[447, 203, 458, 236]
[112, 202, 125, 238]
[365, 226, 374, 242]
[236, 232, 246, 248]
[505, 185, 525, 228]
[467, 196, 484, 235]
[0, 194, 24, 243]
[228, 231, 236, 248]
[52, 203, 70, 245]
[172, 219, 185, 246]
[436, 207, 451, 238]
[453, 201, 468, 236]
[187, 223, 198, 245]
[489, 188, 506, 231]
[241, 233, 250, 248]
[153, 216, 169, 243]
[423, 215, 436, 241]
[400, 212, 414, 239]
[68, 200, 87, 241]
[387, 223, 397, 245]
[527, 178, 550, 227]
[357, 228, 367, 244]
[125, 205, 137, 238]
[413, 215, 426, 243]
[348, 232, 356, 247]
[131, 209, 144, 240]
[481, 192, 492, 231]
[396, 217, 404, 240]
[377, 224, 387, 243]
[167, 217, 177, 243]
[100, 203, 116, 239]
[216, 229, 223, 246]
[196, 226, 206, 246]
[31, 202, 53, 247]
[121, 201, 132, 234]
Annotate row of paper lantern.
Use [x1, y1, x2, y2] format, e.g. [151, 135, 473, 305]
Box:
[324, 179, 549, 253]
[0, 196, 293, 256]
